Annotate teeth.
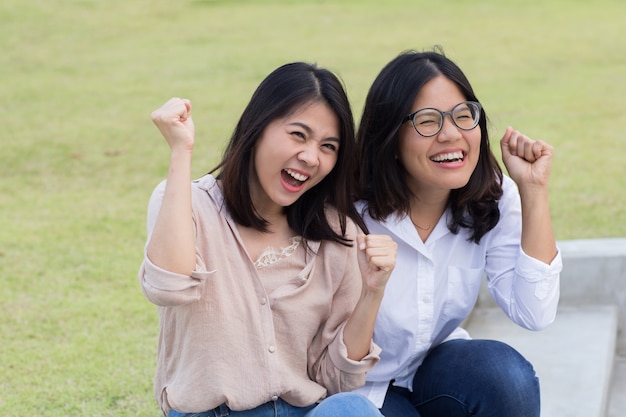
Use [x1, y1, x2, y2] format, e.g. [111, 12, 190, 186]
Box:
[431, 151, 463, 162]
[285, 168, 309, 182]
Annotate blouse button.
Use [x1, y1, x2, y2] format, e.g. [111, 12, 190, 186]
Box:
[260, 297, 267, 305]
[268, 345, 276, 353]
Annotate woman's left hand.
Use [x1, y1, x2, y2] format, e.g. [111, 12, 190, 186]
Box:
[357, 234, 397, 293]
[500, 126, 554, 189]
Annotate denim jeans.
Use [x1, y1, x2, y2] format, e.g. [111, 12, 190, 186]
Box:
[380, 339, 540, 417]
[167, 392, 383, 417]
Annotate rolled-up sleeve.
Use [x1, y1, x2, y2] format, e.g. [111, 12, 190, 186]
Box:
[138, 180, 215, 306]
[307, 220, 382, 394]
[485, 178, 562, 331]
[139, 256, 214, 306]
[505, 247, 562, 330]
[326, 322, 381, 392]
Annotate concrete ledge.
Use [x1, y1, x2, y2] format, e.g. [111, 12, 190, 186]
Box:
[477, 238, 626, 353]
[607, 356, 626, 417]
[466, 305, 618, 417]
[558, 238, 626, 354]
[558, 238, 626, 258]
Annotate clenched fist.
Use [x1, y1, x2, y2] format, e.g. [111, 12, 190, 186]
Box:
[357, 234, 397, 293]
[151, 97, 195, 152]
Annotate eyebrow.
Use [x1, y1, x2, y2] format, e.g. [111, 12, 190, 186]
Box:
[288, 121, 341, 143]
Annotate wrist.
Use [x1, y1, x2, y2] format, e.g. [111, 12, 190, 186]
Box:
[170, 145, 194, 156]
[517, 182, 550, 200]
[360, 285, 385, 303]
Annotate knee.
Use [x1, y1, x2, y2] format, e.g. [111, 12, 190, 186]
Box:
[313, 393, 382, 417]
[470, 340, 539, 395]
[427, 339, 538, 392]
[415, 340, 540, 416]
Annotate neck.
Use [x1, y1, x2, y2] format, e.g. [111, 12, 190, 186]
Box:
[409, 193, 448, 235]
[410, 217, 431, 231]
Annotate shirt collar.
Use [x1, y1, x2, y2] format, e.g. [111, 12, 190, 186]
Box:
[370, 208, 452, 252]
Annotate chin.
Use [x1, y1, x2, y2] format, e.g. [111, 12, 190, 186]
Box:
[445, 177, 472, 191]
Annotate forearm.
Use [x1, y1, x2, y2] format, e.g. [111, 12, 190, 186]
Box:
[146, 149, 196, 275]
[519, 185, 558, 264]
[342, 288, 385, 360]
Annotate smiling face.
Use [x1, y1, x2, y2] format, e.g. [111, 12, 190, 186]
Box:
[251, 100, 340, 216]
[398, 75, 482, 199]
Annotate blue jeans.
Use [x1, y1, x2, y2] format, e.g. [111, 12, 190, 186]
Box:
[380, 339, 540, 417]
[168, 392, 383, 417]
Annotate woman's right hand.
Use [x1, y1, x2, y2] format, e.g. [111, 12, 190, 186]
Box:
[150, 98, 195, 152]
[146, 98, 197, 275]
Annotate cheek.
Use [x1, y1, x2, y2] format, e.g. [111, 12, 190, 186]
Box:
[468, 132, 482, 160]
[321, 153, 338, 174]
[398, 129, 429, 156]
[398, 139, 430, 169]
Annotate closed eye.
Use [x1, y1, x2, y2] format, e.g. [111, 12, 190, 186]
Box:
[455, 111, 473, 120]
[414, 110, 440, 126]
[322, 142, 338, 152]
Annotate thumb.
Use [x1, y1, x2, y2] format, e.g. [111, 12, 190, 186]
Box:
[181, 99, 192, 121]
[356, 234, 370, 274]
[500, 126, 513, 154]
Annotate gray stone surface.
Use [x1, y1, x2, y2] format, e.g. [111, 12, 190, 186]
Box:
[477, 238, 626, 353]
[465, 305, 618, 417]
[558, 238, 626, 355]
[607, 356, 626, 417]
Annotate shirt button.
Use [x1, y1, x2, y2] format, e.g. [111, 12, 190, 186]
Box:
[271, 395, 278, 401]
[268, 345, 276, 353]
[260, 298, 267, 305]
[422, 296, 431, 303]
[420, 335, 429, 344]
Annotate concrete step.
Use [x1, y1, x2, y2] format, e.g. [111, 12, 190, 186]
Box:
[465, 305, 618, 417]
[607, 355, 626, 417]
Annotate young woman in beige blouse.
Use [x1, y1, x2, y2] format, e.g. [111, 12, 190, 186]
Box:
[139, 62, 397, 417]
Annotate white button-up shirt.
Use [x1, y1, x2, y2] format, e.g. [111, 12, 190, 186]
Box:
[354, 176, 562, 407]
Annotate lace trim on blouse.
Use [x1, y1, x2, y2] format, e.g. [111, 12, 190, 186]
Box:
[254, 236, 302, 269]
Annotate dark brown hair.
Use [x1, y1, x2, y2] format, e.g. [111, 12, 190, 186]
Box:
[211, 62, 366, 245]
[356, 49, 502, 243]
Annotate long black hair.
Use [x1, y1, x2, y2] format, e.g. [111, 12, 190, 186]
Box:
[356, 49, 502, 243]
[211, 62, 366, 245]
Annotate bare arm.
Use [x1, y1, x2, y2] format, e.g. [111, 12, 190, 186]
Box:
[146, 98, 197, 275]
[343, 234, 397, 360]
[500, 126, 558, 264]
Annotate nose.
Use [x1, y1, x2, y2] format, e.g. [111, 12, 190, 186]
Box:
[437, 115, 462, 142]
[297, 144, 320, 167]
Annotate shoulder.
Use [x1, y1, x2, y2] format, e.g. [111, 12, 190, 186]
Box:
[501, 175, 518, 193]
[149, 174, 220, 197]
[354, 199, 367, 214]
[190, 174, 224, 205]
[193, 173, 219, 194]
[148, 174, 226, 217]
[324, 205, 360, 240]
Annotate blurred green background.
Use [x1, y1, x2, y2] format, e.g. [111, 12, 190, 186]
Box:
[1, 0, 624, 415]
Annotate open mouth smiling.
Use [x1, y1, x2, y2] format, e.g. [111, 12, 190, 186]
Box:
[430, 151, 464, 163]
[283, 168, 309, 186]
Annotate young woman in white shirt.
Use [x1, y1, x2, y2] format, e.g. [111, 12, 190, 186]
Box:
[353, 49, 562, 417]
[141, 62, 397, 417]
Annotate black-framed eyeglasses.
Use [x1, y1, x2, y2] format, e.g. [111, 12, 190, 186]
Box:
[403, 101, 482, 137]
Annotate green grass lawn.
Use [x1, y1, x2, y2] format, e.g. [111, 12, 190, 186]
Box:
[1, 0, 624, 415]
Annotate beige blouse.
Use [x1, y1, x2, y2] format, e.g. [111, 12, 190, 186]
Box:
[138, 175, 380, 416]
